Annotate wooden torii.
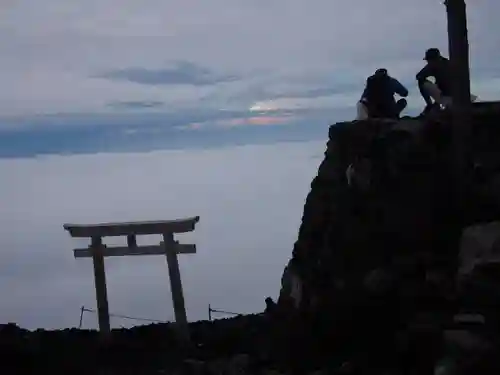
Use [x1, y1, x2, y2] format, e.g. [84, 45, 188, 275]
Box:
[64, 216, 200, 342]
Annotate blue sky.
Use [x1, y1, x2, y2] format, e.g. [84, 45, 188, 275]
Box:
[0, 0, 499, 329]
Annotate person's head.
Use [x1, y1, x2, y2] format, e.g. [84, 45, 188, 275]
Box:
[375, 68, 388, 77]
[424, 48, 441, 63]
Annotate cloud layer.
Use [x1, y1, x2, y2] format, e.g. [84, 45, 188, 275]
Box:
[0, 140, 323, 329]
[101, 61, 239, 86]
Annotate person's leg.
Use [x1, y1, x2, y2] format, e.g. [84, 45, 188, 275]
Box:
[378, 99, 405, 119]
[395, 98, 408, 118]
[421, 80, 445, 105]
[418, 79, 434, 107]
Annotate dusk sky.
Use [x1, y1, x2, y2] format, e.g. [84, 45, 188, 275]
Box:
[0, 0, 499, 329]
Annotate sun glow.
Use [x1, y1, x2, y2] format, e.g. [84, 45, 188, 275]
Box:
[249, 102, 280, 112]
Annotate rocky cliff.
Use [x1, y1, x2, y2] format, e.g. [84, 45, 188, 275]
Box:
[276, 102, 500, 373]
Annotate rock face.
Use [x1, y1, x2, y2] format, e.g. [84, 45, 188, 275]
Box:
[281, 118, 445, 311]
[276, 102, 500, 372]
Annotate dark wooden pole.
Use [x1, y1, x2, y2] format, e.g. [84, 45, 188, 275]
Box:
[91, 236, 111, 334]
[445, 0, 472, 214]
[78, 305, 85, 329]
[163, 233, 190, 343]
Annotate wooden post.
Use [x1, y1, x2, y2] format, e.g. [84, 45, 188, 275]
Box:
[445, 0, 472, 278]
[445, 0, 472, 216]
[163, 233, 190, 342]
[91, 236, 111, 334]
[208, 304, 212, 321]
[78, 305, 85, 329]
[127, 234, 137, 248]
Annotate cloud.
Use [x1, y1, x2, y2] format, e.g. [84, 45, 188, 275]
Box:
[177, 114, 296, 131]
[0, 106, 347, 158]
[249, 95, 362, 112]
[107, 100, 165, 109]
[0, 141, 323, 328]
[100, 61, 239, 86]
[219, 116, 292, 127]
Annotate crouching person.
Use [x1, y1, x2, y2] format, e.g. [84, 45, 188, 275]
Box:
[356, 68, 408, 120]
[417, 48, 477, 115]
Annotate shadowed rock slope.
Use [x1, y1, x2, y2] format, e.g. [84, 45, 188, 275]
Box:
[276, 101, 500, 373]
[282, 103, 500, 308]
[0, 314, 270, 374]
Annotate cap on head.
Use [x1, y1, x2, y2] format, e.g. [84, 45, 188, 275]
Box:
[375, 68, 388, 76]
[424, 48, 441, 61]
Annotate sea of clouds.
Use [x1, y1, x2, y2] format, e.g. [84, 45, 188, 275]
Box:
[0, 140, 323, 329]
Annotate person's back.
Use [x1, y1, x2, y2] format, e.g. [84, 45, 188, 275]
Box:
[358, 68, 408, 120]
[429, 56, 452, 96]
[364, 73, 394, 107]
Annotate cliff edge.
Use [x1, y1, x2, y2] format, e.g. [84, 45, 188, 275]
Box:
[276, 101, 500, 372]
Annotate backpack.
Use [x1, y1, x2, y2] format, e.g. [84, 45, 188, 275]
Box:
[364, 74, 393, 106]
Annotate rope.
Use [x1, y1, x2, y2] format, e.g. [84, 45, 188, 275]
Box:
[208, 305, 241, 321]
[81, 306, 169, 325]
[209, 308, 240, 316]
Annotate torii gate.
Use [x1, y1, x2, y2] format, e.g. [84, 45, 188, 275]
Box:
[64, 216, 200, 342]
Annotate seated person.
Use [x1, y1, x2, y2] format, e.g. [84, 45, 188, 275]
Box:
[357, 68, 408, 120]
[417, 47, 477, 114]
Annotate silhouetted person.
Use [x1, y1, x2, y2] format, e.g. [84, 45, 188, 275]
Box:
[357, 68, 408, 120]
[417, 48, 453, 115]
[417, 47, 477, 115]
[264, 297, 276, 314]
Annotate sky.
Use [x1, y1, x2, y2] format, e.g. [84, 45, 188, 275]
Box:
[0, 0, 499, 329]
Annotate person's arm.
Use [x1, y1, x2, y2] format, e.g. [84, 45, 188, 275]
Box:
[360, 78, 370, 102]
[416, 64, 432, 82]
[391, 78, 409, 97]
